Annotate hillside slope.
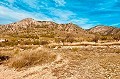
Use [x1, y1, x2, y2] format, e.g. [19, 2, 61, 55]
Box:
[0, 18, 94, 42]
[88, 25, 120, 35]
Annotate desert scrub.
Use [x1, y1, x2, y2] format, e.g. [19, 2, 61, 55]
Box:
[0, 39, 19, 47]
[20, 40, 49, 45]
[71, 48, 79, 52]
[115, 49, 120, 54]
[0, 55, 10, 62]
[39, 40, 49, 45]
[40, 32, 55, 38]
[99, 55, 120, 78]
[7, 49, 56, 69]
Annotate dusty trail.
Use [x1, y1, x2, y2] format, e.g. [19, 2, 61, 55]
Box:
[0, 53, 68, 79]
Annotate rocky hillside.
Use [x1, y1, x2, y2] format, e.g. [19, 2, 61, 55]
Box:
[1, 18, 120, 43]
[0, 18, 87, 33]
[0, 18, 55, 33]
[88, 25, 120, 35]
[0, 18, 94, 41]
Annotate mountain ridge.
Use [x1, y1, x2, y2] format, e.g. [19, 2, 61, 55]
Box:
[0, 18, 120, 42]
[0, 18, 120, 30]
[0, 18, 94, 42]
[0, 18, 86, 35]
[88, 25, 120, 35]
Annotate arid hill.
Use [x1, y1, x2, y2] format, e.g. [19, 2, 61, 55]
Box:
[0, 18, 94, 42]
[0, 18, 120, 44]
[88, 25, 120, 35]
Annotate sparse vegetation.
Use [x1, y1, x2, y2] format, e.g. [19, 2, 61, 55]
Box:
[0, 55, 10, 62]
[7, 49, 56, 68]
[113, 34, 120, 41]
[41, 32, 55, 38]
[19, 34, 39, 39]
[39, 40, 49, 45]
[100, 35, 107, 40]
[0, 18, 120, 79]
[92, 35, 99, 42]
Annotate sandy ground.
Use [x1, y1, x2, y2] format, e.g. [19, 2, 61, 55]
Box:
[0, 53, 66, 79]
[0, 44, 120, 79]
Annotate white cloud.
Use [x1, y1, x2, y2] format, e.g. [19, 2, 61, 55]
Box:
[7, 0, 15, 3]
[49, 8, 75, 20]
[0, 6, 34, 20]
[79, 24, 95, 29]
[71, 18, 89, 24]
[70, 18, 95, 29]
[22, 0, 40, 9]
[111, 23, 120, 26]
[53, 0, 66, 6]
[46, 7, 95, 29]
[0, 6, 52, 24]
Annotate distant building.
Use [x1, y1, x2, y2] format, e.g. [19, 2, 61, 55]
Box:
[0, 39, 5, 42]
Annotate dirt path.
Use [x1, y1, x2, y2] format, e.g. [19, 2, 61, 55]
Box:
[0, 53, 68, 79]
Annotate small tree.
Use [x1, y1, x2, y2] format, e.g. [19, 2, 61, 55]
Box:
[55, 33, 75, 45]
[113, 34, 120, 41]
[100, 36, 107, 40]
[93, 35, 99, 43]
[65, 33, 75, 43]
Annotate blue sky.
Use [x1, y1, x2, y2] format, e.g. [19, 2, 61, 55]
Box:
[0, 0, 120, 29]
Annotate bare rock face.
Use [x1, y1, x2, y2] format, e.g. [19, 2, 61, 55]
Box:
[89, 25, 120, 35]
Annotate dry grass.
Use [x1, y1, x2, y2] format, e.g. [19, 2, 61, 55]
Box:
[51, 46, 120, 79]
[0, 44, 120, 79]
[6, 48, 56, 69]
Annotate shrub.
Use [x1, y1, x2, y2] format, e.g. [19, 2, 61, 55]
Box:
[41, 33, 55, 38]
[19, 34, 39, 39]
[71, 48, 79, 52]
[113, 34, 120, 41]
[0, 55, 10, 62]
[100, 36, 107, 40]
[0, 43, 6, 47]
[115, 49, 120, 54]
[55, 38, 64, 43]
[92, 35, 99, 42]
[40, 40, 49, 45]
[35, 25, 43, 28]
[8, 50, 56, 68]
[22, 40, 33, 45]
[0, 39, 19, 47]
[33, 40, 41, 45]
[66, 37, 75, 43]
